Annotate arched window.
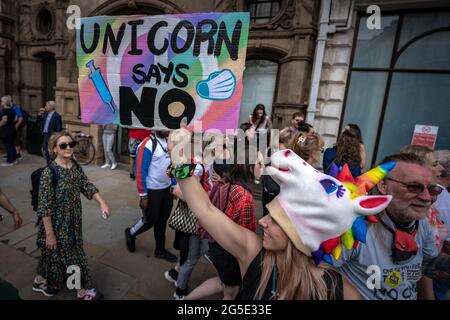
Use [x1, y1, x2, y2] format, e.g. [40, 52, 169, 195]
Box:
[240, 59, 278, 124]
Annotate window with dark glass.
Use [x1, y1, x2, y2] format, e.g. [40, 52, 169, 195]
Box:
[240, 60, 278, 124]
[341, 10, 450, 168]
[36, 8, 53, 34]
[248, 0, 281, 24]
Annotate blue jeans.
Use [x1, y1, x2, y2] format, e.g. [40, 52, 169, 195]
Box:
[2, 134, 16, 163]
[176, 235, 209, 290]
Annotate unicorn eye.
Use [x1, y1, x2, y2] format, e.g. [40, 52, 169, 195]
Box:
[320, 179, 338, 194]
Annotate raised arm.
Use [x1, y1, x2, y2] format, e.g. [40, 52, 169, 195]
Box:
[169, 125, 261, 273]
[178, 176, 261, 271]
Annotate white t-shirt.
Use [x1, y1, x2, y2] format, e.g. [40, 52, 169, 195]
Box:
[435, 188, 450, 241]
[333, 213, 438, 300]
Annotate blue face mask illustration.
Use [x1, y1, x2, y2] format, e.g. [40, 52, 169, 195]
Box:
[196, 69, 236, 101]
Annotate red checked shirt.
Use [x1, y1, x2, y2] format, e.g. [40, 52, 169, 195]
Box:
[224, 185, 256, 232]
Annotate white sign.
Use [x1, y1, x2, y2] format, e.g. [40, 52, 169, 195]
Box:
[411, 124, 439, 149]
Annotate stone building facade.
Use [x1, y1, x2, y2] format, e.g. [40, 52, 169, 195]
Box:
[0, 0, 320, 162]
[315, 0, 450, 167]
[1, 0, 448, 166]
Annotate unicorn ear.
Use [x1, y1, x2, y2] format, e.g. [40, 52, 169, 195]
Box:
[353, 195, 392, 216]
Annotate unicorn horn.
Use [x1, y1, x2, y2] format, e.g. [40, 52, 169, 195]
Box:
[355, 161, 396, 196]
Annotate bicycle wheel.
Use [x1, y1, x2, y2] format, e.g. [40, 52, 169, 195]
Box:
[73, 139, 96, 165]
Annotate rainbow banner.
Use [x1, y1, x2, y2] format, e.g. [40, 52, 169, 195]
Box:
[76, 13, 249, 132]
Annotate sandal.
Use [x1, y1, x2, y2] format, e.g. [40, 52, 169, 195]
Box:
[78, 288, 104, 300]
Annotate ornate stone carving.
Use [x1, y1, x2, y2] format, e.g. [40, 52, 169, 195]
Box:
[19, 4, 33, 41]
[214, 0, 237, 12]
[251, 0, 296, 30]
[30, 2, 56, 41]
[127, 0, 138, 10]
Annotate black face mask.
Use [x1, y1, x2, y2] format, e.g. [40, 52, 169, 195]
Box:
[380, 218, 419, 264]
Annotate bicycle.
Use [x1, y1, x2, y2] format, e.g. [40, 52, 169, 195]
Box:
[72, 130, 96, 165]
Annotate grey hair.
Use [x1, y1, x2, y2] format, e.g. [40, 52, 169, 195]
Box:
[46, 101, 56, 109]
[1, 95, 12, 106]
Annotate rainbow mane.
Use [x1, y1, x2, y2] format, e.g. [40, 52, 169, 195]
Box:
[311, 161, 396, 265]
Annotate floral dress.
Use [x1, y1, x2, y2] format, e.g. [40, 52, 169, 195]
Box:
[36, 161, 98, 288]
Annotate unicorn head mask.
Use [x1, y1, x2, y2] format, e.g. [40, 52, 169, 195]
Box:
[265, 149, 395, 265]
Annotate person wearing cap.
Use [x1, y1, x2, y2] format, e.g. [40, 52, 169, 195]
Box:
[166, 124, 396, 300]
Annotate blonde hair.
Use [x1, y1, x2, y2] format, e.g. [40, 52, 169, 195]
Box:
[290, 132, 324, 161]
[399, 144, 434, 165]
[1, 95, 12, 106]
[279, 127, 293, 146]
[255, 240, 336, 300]
[48, 131, 74, 159]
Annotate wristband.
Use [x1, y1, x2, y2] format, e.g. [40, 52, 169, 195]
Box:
[167, 161, 196, 180]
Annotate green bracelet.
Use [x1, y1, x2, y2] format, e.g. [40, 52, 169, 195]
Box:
[166, 163, 196, 179]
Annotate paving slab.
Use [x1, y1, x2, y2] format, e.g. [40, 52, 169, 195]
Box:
[99, 239, 155, 279]
[0, 223, 37, 246]
[90, 262, 137, 300]
[0, 152, 267, 300]
[0, 243, 37, 279]
[13, 234, 37, 255]
[84, 242, 108, 265]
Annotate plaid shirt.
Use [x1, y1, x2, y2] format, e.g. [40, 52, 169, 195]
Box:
[224, 185, 256, 232]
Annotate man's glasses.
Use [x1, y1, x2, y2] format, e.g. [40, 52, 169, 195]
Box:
[385, 177, 444, 196]
[58, 141, 77, 150]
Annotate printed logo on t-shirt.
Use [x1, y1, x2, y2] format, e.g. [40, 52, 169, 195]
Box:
[386, 271, 401, 288]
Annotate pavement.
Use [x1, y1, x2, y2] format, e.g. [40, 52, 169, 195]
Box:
[0, 152, 264, 300]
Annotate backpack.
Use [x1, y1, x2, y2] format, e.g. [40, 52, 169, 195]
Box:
[30, 160, 80, 212]
[30, 165, 58, 212]
[139, 134, 160, 155]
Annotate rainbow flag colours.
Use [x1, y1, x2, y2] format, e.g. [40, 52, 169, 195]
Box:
[76, 12, 250, 132]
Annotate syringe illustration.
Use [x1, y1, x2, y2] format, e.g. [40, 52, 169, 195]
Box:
[86, 59, 116, 114]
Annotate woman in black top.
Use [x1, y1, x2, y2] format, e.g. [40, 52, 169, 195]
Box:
[0, 96, 17, 165]
[168, 124, 362, 300]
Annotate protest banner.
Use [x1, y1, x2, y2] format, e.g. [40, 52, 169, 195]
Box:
[77, 12, 249, 132]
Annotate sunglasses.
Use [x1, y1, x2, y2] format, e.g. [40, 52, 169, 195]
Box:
[58, 141, 77, 150]
[385, 177, 444, 196]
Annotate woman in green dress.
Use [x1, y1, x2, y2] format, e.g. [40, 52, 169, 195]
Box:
[32, 131, 110, 300]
